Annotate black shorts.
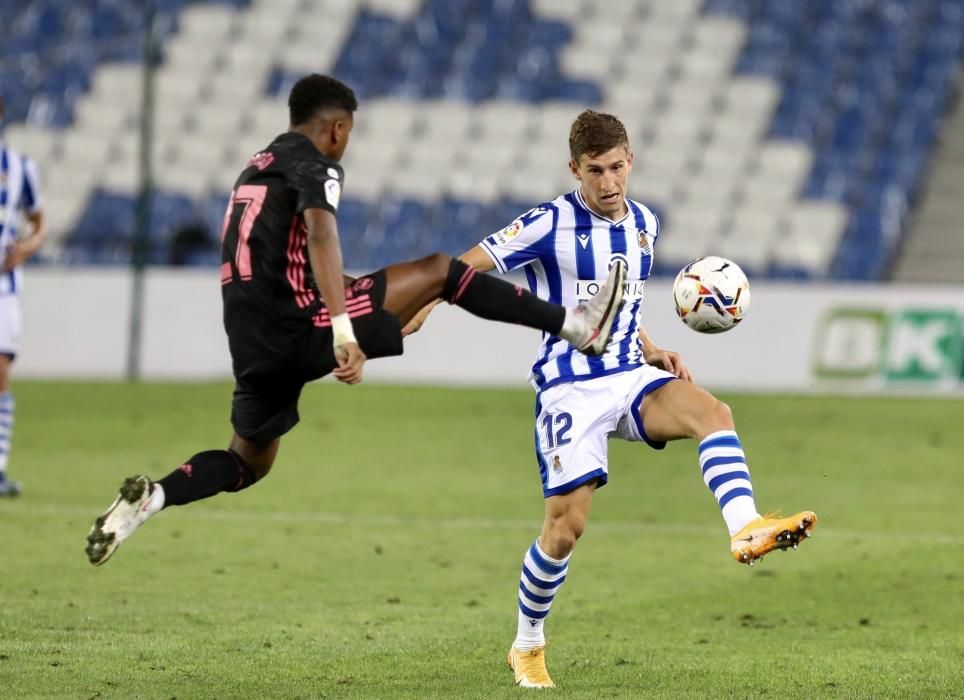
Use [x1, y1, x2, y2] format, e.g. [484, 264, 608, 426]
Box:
[229, 270, 403, 443]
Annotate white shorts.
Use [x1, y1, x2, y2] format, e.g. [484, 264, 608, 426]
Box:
[0, 296, 21, 357]
[534, 366, 677, 498]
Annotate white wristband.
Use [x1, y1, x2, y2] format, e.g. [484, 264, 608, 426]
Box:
[331, 312, 357, 347]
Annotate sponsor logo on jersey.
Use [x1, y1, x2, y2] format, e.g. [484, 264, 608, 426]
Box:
[493, 220, 522, 245]
[575, 279, 646, 302]
[247, 151, 275, 170]
[325, 179, 341, 209]
[353, 276, 374, 292]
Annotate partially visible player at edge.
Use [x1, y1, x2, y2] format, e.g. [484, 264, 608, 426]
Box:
[0, 96, 46, 497]
[405, 110, 817, 689]
[84, 75, 627, 565]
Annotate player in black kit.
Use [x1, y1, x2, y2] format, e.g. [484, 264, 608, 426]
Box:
[85, 74, 626, 566]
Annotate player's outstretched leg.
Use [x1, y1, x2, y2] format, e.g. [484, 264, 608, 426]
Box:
[640, 381, 817, 566]
[385, 254, 625, 356]
[86, 438, 273, 566]
[697, 430, 818, 565]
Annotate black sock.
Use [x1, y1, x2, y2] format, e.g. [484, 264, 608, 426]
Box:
[157, 449, 257, 508]
[442, 259, 564, 335]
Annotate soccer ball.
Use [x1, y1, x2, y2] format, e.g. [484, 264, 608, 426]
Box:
[672, 256, 751, 333]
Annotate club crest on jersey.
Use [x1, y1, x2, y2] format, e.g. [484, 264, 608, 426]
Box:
[637, 232, 653, 256]
[552, 456, 563, 474]
[493, 220, 522, 245]
[247, 151, 274, 170]
[325, 179, 341, 209]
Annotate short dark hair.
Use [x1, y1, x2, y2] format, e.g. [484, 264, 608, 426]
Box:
[569, 109, 629, 162]
[288, 74, 357, 126]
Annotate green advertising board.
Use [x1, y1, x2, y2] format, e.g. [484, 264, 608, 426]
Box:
[814, 308, 964, 386]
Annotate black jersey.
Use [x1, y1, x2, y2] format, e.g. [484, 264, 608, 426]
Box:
[220, 132, 343, 365]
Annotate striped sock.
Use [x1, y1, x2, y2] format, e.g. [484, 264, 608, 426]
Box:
[699, 430, 761, 535]
[515, 540, 569, 651]
[0, 393, 14, 477]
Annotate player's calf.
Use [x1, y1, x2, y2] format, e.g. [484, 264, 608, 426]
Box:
[439, 258, 626, 355]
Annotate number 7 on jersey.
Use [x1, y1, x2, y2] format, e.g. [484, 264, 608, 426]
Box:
[221, 184, 267, 284]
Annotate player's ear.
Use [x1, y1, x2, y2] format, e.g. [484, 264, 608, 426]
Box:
[626, 150, 634, 168]
[568, 159, 580, 180]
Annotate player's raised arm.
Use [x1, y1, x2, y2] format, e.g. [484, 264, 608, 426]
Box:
[303, 206, 366, 383]
[401, 245, 496, 336]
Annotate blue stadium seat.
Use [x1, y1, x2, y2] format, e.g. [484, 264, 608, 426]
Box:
[72, 190, 137, 242]
[706, 0, 964, 279]
[149, 192, 198, 241]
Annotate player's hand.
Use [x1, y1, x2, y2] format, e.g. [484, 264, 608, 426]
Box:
[333, 342, 366, 385]
[2, 244, 26, 271]
[643, 346, 694, 383]
[402, 299, 442, 337]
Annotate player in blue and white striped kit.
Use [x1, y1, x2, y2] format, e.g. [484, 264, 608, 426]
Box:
[407, 110, 816, 688]
[0, 97, 46, 497]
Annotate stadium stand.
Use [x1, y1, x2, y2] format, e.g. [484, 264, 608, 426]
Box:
[1, 0, 961, 278]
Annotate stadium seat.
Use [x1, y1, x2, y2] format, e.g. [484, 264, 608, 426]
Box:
[2, 0, 959, 279]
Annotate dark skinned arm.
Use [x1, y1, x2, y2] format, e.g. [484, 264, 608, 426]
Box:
[302, 207, 366, 384]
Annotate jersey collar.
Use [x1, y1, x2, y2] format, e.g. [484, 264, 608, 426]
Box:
[572, 187, 631, 225]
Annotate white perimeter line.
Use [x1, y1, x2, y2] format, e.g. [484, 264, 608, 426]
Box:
[2, 502, 963, 545]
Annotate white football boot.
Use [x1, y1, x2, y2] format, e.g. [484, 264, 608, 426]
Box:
[85, 475, 159, 566]
[564, 259, 626, 356]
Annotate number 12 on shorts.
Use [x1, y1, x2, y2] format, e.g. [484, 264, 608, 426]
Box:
[541, 412, 573, 449]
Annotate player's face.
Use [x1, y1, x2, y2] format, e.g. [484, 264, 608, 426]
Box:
[571, 146, 633, 219]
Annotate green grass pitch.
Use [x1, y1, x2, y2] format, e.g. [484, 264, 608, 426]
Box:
[0, 381, 961, 698]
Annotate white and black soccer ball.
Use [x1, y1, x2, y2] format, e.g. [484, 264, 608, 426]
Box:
[672, 256, 751, 333]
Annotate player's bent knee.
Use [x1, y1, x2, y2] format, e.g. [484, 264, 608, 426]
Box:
[228, 435, 279, 481]
[249, 461, 273, 481]
[697, 398, 734, 435]
[422, 252, 453, 279]
[713, 399, 734, 429]
[541, 513, 586, 558]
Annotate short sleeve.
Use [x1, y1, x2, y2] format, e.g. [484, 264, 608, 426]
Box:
[21, 157, 42, 213]
[479, 204, 556, 273]
[290, 152, 343, 215]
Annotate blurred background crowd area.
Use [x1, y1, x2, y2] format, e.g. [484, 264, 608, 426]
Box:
[1, 0, 962, 282]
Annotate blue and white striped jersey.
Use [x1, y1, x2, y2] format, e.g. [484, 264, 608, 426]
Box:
[480, 188, 659, 392]
[0, 141, 42, 296]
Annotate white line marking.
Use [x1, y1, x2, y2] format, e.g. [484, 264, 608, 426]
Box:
[3, 502, 962, 545]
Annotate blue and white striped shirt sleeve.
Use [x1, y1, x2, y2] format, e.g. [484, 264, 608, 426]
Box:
[479, 206, 555, 274]
[20, 157, 42, 213]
